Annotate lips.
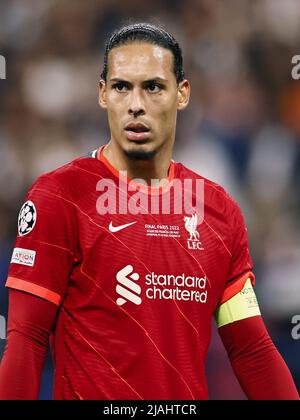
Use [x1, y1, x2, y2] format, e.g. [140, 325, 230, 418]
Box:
[125, 122, 150, 133]
[124, 122, 150, 141]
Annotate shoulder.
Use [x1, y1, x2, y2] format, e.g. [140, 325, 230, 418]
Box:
[29, 155, 98, 195]
[174, 161, 239, 213]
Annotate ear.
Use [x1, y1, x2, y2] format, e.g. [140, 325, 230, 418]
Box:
[177, 79, 190, 111]
[98, 79, 107, 109]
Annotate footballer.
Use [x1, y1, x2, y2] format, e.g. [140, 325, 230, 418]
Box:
[0, 23, 299, 400]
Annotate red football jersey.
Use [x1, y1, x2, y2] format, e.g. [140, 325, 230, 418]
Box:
[6, 146, 254, 400]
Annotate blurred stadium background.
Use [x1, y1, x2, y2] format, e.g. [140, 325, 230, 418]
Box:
[0, 0, 300, 399]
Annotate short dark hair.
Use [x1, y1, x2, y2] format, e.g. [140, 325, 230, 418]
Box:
[101, 23, 185, 84]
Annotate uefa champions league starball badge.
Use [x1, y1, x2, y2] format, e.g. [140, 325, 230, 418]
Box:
[18, 200, 37, 236]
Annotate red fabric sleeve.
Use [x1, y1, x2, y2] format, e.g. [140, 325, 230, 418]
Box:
[0, 289, 58, 400]
[217, 200, 255, 307]
[219, 316, 299, 400]
[6, 175, 78, 305]
[227, 201, 254, 286]
[219, 271, 255, 305]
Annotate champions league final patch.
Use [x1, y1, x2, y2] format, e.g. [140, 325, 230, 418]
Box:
[18, 200, 37, 236]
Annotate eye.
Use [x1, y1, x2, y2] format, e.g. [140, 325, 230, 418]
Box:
[112, 82, 128, 92]
[147, 82, 162, 93]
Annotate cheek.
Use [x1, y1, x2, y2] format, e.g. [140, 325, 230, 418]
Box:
[152, 99, 177, 126]
[150, 95, 177, 115]
[106, 108, 123, 135]
[106, 99, 123, 120]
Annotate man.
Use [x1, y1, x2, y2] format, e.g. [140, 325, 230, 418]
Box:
[0, 23, 298, 400]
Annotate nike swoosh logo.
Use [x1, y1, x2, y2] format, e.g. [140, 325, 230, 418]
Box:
[109, 221, 137, 233]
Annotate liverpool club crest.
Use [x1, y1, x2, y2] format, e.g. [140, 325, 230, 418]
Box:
[184, 213, 204, 250]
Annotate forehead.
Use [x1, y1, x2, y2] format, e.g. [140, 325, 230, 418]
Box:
[107, 42, 175, 81]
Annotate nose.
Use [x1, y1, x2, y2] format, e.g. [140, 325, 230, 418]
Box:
[128, 88, 145, 117]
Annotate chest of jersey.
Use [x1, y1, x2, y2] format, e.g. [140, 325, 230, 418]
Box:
[67, 186, 232, 331]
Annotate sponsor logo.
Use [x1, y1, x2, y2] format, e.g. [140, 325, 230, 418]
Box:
[145, 272, 208, 303]
[184, 213, 204, 250]
[18, 200, 37, 236]
[11, 248, 36, 267]
[109, 221, 137, 233]
[116, 265, 208, 306]
[116, 265, 142, 306]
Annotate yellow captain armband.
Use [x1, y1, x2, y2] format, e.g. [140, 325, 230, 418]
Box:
[215, 278, 261, 328]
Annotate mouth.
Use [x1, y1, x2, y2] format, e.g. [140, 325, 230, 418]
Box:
[124, 122, 150, 142]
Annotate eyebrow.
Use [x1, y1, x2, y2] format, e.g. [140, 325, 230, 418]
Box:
[109, 77, 169, 84]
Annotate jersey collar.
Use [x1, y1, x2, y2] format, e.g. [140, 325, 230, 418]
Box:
[97, 145, 175, 196]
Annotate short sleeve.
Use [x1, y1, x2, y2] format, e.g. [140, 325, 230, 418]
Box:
[6, 176, 77, 306]
[219, 201, 255, 305]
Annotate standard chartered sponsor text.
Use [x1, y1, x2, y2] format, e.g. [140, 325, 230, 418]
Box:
[145, 272, 208, 303]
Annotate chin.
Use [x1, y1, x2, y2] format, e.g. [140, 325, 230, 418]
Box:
[124, 142, 157, 161]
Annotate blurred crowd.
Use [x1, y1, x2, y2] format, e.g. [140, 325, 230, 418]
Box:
[0, 0, 300, 399]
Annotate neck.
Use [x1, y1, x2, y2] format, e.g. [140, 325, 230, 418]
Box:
[102, 142, 173, 185]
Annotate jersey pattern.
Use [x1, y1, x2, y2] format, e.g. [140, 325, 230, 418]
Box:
[6, 146, 254, 400]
